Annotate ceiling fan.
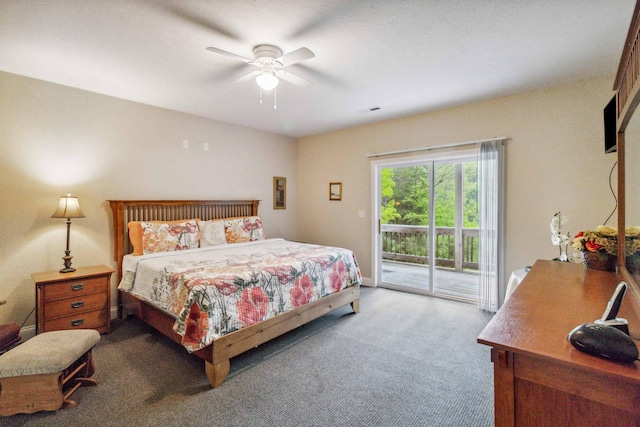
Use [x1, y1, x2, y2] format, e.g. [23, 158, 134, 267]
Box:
[206, 44, 315, 91]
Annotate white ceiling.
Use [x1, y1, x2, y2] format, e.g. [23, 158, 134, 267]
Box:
[0, 1, 635, 138]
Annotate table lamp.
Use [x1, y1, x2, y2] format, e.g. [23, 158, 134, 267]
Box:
[51, 194, 85, 273]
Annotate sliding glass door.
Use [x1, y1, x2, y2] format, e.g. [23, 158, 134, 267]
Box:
[373, 152, 479, 302]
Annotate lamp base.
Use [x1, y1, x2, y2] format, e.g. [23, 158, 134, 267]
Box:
[60, 252, 75, 273]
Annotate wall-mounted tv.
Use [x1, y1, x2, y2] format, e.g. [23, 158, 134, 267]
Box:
[604, 95, 617, 154]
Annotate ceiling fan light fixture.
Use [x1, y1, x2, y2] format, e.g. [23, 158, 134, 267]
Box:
[256, 71, 279, 91]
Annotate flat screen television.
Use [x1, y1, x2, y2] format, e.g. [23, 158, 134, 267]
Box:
[604, 95, 617, 154]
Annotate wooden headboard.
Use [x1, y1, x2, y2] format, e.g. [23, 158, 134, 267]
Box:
[108, 200, 260, 281]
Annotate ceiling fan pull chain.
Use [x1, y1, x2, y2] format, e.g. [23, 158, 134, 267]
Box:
[274, 88, 277, 109]
[259, 87, 263, 104]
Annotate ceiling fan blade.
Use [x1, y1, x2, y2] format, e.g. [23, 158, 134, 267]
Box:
[162, 5, 240, 40]
[277, 70, 313, 87]
[206, 47, 253, 63]
[293, 63, 346, 88]
[233, 70, 260, 84]
[278, 47, 315, 67]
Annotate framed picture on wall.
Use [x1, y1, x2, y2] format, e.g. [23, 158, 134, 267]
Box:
[329, 182, 342, 201]
[273, 177, 286, 209]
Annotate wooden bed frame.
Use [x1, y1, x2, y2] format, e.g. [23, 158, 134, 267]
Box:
[108, 199, 360, 388]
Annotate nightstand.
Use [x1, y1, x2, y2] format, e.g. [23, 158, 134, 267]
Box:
[32, 265, 114, 334]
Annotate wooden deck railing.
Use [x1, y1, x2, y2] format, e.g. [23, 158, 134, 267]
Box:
[381, 224, 479, 272]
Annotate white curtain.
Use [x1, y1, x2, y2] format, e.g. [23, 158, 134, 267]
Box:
[477, 140, 504, 312]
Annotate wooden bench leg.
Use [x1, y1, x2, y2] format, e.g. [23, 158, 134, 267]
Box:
[0, 372, 64, 416]
[61, 350, 97, 406]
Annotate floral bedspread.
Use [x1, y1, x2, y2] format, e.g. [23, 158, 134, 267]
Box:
[122, 239, 361, 352]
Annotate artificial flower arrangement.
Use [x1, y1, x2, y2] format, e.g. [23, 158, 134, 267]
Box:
[570, 225, 640, 271]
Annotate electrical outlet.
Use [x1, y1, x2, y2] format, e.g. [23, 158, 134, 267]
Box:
[203, 143, 209, 151]
[183, 139, 189, 148]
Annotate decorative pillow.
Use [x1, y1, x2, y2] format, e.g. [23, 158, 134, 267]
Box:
[199, 220, 227, 247]
[223, 216, 266, 243]
[128, 219, 199, 255]
[141, 220, 200, 254]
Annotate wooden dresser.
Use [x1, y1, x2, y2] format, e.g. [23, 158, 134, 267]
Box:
[33, 265, 114, 334]
[478, 260, 640, 426]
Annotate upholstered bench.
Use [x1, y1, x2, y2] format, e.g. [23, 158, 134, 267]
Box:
[0, 329, 100, 416]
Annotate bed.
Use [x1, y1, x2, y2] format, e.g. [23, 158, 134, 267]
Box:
[108, 199, 361, 388]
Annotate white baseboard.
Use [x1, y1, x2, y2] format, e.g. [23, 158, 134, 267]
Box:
[19, 324, 36, 341]
[361, 276, 373, 287]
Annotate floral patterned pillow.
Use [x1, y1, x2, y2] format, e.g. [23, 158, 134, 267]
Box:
[141, 220, 200, 254]
[199, 220, 227, 247]
[128, 218, 199, 256]
[224, 216, 265, 243]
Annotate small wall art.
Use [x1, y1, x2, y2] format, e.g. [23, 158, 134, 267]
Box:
[329, 182, 342, 201]
[273, 177, 286, 209]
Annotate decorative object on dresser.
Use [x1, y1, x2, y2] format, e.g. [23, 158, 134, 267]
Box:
[550, 212, 570, 261]
[0, 329, 100, 416]
[571, 226, 619, 271]
[32, 265, 114, 334]
[570, 225, 640, 272]
[51, 194, 86, 273]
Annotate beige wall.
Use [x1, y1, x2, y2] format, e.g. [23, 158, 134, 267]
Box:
[298, 76, 621, 295]
[2, 69, 631, 331]
[0, 71, 298, 329]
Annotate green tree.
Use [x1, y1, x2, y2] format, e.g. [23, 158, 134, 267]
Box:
[392, 165, 429, 225]
[463, 162, 479, 227]
[434, 163, 455, 227]
[382, 161, 478, 228]
[381, 168, 400, 223]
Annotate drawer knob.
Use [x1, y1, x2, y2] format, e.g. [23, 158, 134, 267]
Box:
[71, 301, 84, 309]
[71, 283, 84, 291]
[71, 318, 84, 326]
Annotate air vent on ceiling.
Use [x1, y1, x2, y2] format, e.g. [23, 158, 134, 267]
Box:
[358, 106, 382, 114]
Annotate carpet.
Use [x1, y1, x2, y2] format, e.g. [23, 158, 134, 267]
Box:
[7, 287, 494, 427]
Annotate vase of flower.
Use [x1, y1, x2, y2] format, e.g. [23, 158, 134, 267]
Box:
[582, 250, 617, 271]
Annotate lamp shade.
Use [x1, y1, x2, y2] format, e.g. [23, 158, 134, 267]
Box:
[51, 194, 86, 219]
[256, 71, 279, 91]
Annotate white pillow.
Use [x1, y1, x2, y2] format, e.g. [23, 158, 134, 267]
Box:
[199, 220, 227, 247]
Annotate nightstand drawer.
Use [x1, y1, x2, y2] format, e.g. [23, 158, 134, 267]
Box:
[43, 309, 108, 332]
[43, 292, 108, 319]
[40, 276, 106, 301]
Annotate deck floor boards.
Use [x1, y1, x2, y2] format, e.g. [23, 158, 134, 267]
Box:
[381, 260, 479, 302]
